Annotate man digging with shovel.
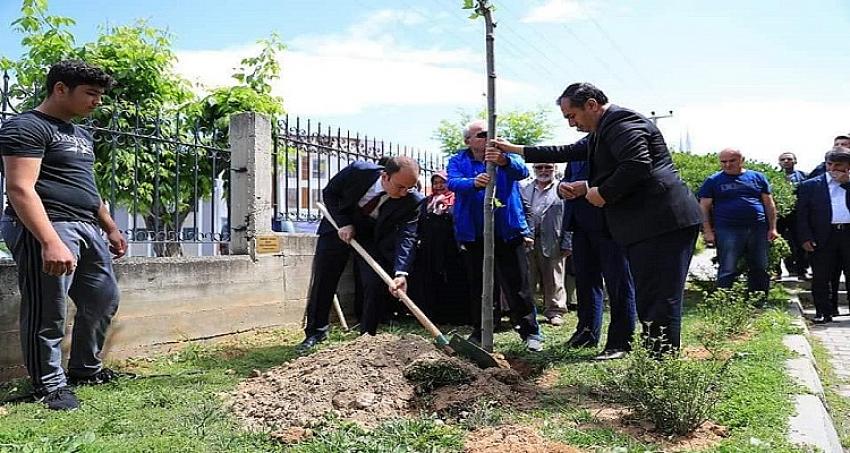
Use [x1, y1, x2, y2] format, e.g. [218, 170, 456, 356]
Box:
[298, 156, 423, 351]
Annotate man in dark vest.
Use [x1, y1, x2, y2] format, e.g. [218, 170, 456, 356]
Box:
[492, 82, 702, 352]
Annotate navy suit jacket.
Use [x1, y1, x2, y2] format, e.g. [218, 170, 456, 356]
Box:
[561, 150, 607, 235]
[796, 174, 850, 247]
[318, 161, 423, 274]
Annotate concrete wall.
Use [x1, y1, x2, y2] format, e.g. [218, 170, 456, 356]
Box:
[0, 233, 355, 381]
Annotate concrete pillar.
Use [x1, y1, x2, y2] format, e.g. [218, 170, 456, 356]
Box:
[229, 112, 273, 259]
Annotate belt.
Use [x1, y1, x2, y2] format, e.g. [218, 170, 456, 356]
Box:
[831, 223, 850, 231]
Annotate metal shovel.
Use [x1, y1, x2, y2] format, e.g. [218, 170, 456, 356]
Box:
[316, 202, 499, 369]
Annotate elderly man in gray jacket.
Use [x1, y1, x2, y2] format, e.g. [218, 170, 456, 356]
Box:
[521, 162, 568, 325]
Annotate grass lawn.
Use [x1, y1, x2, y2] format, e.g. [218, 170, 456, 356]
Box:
[0, 292, 806, 452]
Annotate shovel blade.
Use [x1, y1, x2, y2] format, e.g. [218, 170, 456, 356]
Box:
[448, 334, 501, 369]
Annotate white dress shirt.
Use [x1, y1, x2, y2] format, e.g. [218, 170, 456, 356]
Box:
[358, 177, 388, 219]
[828, 175, 850, 224]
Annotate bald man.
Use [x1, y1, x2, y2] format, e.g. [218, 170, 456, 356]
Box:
[699, 149, 779, 295]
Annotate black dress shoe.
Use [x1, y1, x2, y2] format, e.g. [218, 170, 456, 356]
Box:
[297, 333, 328, 351]
[567, 332, 598, 349]
[593, 349, 628, 361]
[812, 315, 833, 324]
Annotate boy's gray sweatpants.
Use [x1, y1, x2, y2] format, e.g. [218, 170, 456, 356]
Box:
[1, 217, 120, 394]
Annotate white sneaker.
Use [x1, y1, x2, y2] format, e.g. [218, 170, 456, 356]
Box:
[548, 315, 565, 326]
[525, 337, 543, 352]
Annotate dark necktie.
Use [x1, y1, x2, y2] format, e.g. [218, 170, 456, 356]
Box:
[361, 192, 385, 216]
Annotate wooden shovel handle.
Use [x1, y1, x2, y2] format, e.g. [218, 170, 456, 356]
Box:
[316, 203, 445, 340]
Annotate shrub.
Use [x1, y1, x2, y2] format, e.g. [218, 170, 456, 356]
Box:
[691, 283, 755, 356]
[599, 342, 731, 435]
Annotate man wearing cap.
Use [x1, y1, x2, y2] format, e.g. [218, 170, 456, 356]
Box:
[810, 135, 850, 178]
[521, 162, 568, 326]
[797, 147, 850, 323]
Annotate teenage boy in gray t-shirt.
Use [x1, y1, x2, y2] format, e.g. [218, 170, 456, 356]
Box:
[0, 60, 126, 411]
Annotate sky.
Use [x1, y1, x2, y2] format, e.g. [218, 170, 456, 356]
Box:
[1, 0, 849, 171]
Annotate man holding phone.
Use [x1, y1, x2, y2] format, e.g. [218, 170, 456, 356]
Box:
[797, 147, 850, 323]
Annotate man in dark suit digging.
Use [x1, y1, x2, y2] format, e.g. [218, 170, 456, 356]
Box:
[299, 156, 423, 350]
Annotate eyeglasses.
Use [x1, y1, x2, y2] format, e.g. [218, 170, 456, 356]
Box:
[474, 131, 488, 139]
[534, 165, 554, 170]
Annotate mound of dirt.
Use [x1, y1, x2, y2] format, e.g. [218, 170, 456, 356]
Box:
[229, 333, 536, 433]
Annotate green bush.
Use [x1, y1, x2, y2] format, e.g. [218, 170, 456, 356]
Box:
[692, 282, 757, 355]
[599, 341, 731, 436]
[768, 236, 791, 273]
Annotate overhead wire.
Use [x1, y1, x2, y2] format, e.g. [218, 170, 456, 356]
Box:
[508, 0, 632, 87]
[420, 0, 568, 84]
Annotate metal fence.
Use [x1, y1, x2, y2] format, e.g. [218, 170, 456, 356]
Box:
[273, 115, 445, 225]
[1, 70, 446, 254]
[0, 71, 231, 257]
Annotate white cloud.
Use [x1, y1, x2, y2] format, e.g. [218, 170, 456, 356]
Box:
[173, 9, 539, 116]
[521, 0, 590, 23]
[658, 100, 850, 172]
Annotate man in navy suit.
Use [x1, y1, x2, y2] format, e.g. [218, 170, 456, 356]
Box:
[797, 147, 850, 324]
[493, 82, 702, 353]
[299, 156, 423, 350]
[559, 154, 636, 360]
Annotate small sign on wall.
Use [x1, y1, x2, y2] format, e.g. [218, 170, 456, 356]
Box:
[255, 235, 282, 254]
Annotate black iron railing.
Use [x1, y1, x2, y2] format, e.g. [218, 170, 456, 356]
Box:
[273, 115, 445, 225]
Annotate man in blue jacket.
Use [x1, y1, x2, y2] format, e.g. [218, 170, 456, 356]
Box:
[447, 119, 543, 352]
[797, 147, 850, 323]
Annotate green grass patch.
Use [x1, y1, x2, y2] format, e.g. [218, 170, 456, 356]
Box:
[0, 292, 805, 451]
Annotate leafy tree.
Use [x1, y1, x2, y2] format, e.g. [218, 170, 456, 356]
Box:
[433, 107, 554, 155]
[2, 0, 286, 256]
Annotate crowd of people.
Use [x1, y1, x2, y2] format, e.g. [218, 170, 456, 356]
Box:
[299, 82, 850, 362]
[300, 82, 703, 359]
[3, 59, 849, 412]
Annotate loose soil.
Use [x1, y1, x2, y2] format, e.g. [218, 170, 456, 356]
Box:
[229, 333, 536, 433]
[464, 425, 582, 453]
[229, 333, 728, 451]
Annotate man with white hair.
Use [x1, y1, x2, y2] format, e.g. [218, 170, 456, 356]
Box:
[521, 162, 568, 326]
[699, 148, 779, 295]
[447, 119, 543, 351]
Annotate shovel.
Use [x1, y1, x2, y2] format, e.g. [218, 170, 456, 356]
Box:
[316, 202, 499, 369]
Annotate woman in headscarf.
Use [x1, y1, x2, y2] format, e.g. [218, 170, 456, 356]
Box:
[409, 171, 469, 324]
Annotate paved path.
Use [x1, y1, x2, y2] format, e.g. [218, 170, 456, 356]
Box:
[805, 302, 850, 397]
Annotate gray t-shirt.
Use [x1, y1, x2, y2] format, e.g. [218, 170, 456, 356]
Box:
[0, 110, 101, 223]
